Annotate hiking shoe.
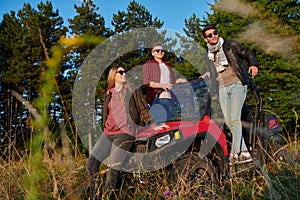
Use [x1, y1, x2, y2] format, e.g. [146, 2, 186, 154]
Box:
[239, 151, 253, 164]
[229, 153, 239, 165]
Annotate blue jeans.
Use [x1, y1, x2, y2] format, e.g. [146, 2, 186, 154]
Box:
[219, 82, 248, 154]
[150, 98, 173, 123]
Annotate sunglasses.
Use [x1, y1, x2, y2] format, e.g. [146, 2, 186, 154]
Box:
[205, 31, 218, 38]
[153, 49, 164, 53]
[116, 70, 126, 75]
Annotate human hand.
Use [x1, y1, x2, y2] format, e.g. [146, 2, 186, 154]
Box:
[175, 78, 187, 83]
[199, 72, 210, 79]
[248, 66, 258, 77]
[153, 123, 170, 131]
[162, 84, 172, 90]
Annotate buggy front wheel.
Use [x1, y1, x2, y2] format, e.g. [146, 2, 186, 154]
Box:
[268, 143, 292, 164]
[171, 152, 218, 197]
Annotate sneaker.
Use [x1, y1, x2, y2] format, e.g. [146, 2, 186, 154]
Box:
[229, 153, 239, 165]
[239, 151, 253, 164]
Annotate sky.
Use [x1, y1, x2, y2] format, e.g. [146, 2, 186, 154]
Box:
[0, 0, 213, 33]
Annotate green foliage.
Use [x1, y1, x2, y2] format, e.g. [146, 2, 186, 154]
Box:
[22, 132, 47, 200]
[0, 2, 66, 90]
[253, 0, 300, 34]
[183, 13, 203, 43]
[0, 1, 68, 159]
[109, 0, 165, 73]
[112, 0, 164, 33]
[68, 0, 112, 37]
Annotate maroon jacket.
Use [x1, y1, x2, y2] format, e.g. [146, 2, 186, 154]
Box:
[142, 60, 175, 104]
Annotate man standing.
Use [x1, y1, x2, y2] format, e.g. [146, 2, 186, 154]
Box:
[200, 25, 259, 165]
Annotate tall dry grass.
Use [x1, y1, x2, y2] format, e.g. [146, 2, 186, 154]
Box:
[1, 138, 299, 199]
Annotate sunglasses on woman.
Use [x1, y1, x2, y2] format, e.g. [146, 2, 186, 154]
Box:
[205, 31, 218, 38]
[116, 70, 126, 75]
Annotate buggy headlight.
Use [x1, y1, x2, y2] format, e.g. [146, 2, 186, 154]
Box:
[155, 134, 171, 148]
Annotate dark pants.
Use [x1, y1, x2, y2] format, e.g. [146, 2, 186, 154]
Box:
[86, 133, 134, 199]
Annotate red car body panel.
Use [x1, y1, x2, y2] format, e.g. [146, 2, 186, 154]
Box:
[136, 116, 228, 156]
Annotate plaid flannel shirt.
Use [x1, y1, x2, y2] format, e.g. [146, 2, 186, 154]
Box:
[142, 59, 175, 104]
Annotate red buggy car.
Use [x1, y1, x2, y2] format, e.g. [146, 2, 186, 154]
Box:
[132, 78, 287, 189]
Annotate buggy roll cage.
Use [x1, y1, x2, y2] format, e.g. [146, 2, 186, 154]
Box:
[246, 77, 265, 151]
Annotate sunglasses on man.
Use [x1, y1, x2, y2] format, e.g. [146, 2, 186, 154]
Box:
[116, 70, 126, 75]
[205, 31, 218, 38]
[152, 49, 164, 53]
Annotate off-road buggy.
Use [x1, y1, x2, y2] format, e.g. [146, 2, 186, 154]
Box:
[93, 78, 289, 198]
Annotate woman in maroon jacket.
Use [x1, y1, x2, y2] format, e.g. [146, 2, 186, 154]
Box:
[86, 66, 162, 199]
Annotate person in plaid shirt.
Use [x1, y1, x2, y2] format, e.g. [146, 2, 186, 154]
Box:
[142, 44, 185, 123]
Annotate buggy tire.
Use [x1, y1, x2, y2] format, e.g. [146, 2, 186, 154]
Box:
[171, 152, 218, 197]
[268, 143, 292, 164]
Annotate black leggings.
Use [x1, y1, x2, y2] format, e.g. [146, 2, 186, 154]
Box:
[86, 133, 135, 198]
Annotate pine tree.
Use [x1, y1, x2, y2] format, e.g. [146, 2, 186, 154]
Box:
[0, 2, 67, 156]
[110, 0, 170, 78]
[112, 0, 164, 33]
[67, 0, 112, 153]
